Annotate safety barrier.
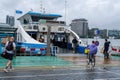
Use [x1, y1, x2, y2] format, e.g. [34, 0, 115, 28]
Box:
[111, 46, 120, 53]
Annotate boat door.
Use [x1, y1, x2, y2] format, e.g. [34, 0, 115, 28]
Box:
[27, 32, 37, 40]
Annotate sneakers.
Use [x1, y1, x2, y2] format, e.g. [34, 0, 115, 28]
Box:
[9, 68, 14, 72]
[3, 69, 8, 72]
[3, 68, 14, 72]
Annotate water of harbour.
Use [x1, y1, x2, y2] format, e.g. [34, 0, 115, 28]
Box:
[81, 38, 120, 46]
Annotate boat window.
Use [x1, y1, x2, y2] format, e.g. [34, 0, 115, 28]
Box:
[58, 27, 64, 31]
[33, 25, 38, 29]
[31, 16, 41, 22]
[23, 19, 29, 24]
[42, 27, 46, 31]
[31, 16, 54, 22]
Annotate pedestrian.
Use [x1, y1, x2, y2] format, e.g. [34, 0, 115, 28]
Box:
[103, 40, 112, 69]
[3, 37, 16, 72]
[72, 37, 78, 53]
[103, 39, 111, 59]
[62, 37, 66, 48]
[38, 38, 43, 42]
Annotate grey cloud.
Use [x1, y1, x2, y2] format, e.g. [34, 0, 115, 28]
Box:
[0, 0, 22, 10]
[0, 0, 120, 29]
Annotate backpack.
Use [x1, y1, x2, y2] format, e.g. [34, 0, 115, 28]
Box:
[6, 41, 13, 51]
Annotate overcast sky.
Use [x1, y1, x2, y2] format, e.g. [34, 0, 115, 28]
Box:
[0, 0, 120, 29]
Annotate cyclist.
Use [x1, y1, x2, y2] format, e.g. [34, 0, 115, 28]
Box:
[87, 41, 98, 68]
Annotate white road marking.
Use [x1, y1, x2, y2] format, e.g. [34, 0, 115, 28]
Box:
[94, 78, 120, 80]
[0, 67, 120, 79]
[0, 71, 110, 79]
[98, 68, 120, 76]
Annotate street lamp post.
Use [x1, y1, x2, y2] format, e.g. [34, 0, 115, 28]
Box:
[46, 25, 51, 56]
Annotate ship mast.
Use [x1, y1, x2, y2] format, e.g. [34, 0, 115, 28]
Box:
[65, 0, 67, 25]
[40, 0, 46, 13]
[40, 0, 43, 13]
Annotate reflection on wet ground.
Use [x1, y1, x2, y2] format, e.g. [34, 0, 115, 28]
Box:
[58, 54, 120, 67]
[0, 66, 120, 80]
[0, 54, 120, 80]
[0, 54, 120, 69]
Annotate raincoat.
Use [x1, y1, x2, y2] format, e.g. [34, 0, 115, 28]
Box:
[88, 44, 97, 55]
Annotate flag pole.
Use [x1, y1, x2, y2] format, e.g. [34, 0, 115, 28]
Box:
[14, 9, 16, 28]
[65, 0, 67, 25]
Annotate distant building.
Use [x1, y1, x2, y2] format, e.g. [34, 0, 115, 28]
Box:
[99, 29, 107, 38]
[88, 28, 99, 38]
[70, 18, 89, 38]
[6, 15, 15, 26]
[108, 30, 120, 39]
[0, 23, 11, 27]
[89, 28, 107, 38]
[87, 27, 120, 39]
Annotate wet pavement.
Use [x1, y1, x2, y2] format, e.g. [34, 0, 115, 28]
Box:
[58, 54, 120, 67]
[1, 67, 120, 80]
[0, 53, 120, 80]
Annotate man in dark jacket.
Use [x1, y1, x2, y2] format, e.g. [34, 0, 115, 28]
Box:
[72, 37, 78, 53]
[103, 39, 110, 59]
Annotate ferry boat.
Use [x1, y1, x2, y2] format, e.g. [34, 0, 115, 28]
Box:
[16, 11, 86, 55]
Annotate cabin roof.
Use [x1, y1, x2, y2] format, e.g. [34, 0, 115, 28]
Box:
[17, 11, 62, 20]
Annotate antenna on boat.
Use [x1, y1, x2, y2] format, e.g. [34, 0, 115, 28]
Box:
[43, 8, 46, 13]
[65, 0, 67, 25]
[30, 8, 33, 12]
[40, 0, 46, 13]
[40, 0, 43, 13]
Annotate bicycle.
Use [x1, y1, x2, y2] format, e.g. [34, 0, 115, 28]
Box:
[86, 53, 96, 70]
